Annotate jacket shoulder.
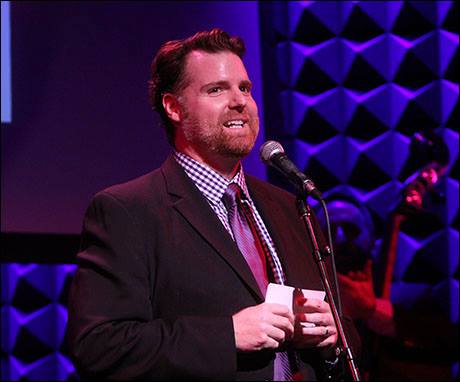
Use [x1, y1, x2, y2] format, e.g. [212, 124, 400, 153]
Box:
[92, 168, 165, 209]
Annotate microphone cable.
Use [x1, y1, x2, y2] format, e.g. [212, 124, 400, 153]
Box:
[319, 198, 343, 318]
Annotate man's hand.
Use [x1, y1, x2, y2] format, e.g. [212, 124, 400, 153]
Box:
[292, 297, 338, 349]
[232, 303, 295, 352]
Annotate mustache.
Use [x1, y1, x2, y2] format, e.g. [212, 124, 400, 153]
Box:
[221, 114, 251, 121]
[220, 116, 260, 129]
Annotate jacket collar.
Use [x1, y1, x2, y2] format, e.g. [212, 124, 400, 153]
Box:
[161, 155, 265, 301]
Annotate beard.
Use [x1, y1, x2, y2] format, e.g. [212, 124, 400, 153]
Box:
[181, 110, 259, 159]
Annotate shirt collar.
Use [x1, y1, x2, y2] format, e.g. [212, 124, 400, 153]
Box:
[174, 150, 251, 204]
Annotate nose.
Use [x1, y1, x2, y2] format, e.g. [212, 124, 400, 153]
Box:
[228, 88, 247, 110]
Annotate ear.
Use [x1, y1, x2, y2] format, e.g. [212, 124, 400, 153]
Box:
[162, 93, 182, 123]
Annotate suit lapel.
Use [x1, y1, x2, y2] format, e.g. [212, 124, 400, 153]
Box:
[246, 177, 316, 287]
[161, 156, 265, 301]
[246, 177, 295, 282]
[247, 177, 324, 291]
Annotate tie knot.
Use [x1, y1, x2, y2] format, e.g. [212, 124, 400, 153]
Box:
[222, 183, 241, 211]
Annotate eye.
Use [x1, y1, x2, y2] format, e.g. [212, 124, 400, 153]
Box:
[240, 84, 252, 93]
[207, 87, 222, 94]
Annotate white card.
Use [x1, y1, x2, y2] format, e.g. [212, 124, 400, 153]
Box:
[265, 282, 326, 313]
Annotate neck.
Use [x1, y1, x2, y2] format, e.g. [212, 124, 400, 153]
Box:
[176, 146, 241, 180]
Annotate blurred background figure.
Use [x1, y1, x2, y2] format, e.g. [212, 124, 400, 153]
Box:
[317, 196, 394, 330]
[316, 195, 393, 380]
[316, 186, 459, 381]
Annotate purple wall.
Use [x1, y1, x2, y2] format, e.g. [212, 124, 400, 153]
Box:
[1, 1, 265, 234]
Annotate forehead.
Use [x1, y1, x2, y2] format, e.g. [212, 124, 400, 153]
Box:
[183, 50, 249, 85]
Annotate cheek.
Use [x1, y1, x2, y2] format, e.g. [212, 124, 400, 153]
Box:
[196, 100, 226, 119]
[248, 98, 259, 116]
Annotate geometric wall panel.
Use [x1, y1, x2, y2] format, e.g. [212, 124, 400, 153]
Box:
[1, 264, 77, 381]
[358, 35, 407, 81]
[363, 180, 403, 222]
[390, 280, 432, 309]
[392, 1, 436, 39]
[260, 1, 459, 378]
[346, 104, 388, 140]
[362, 132, 410, 178]
[354, 84, 410, 129]
[444, 178, 459, 225]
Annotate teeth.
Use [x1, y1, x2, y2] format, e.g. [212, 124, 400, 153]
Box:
[224, 120, 245, 128]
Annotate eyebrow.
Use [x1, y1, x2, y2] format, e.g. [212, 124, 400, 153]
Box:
[200, 80, 253, 92]
[240, 80, 253, 89]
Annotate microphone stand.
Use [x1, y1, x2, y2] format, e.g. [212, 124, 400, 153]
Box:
[296, 196, 360, 381]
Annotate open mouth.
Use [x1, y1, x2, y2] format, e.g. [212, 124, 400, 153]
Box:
[223, 119, 247, 129]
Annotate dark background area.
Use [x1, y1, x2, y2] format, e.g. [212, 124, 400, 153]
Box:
[1, 1, 265, 235]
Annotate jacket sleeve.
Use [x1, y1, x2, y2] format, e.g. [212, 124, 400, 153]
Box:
[66, 191, 236, 380]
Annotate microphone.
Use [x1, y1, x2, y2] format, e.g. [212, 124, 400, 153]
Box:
[259, 140, 322, 200]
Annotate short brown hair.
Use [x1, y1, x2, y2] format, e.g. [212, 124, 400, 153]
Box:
[148, 28, 246, 145]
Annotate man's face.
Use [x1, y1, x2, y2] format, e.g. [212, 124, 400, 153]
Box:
[175, 50, 259, 160]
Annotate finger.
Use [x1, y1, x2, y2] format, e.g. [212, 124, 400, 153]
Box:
[301, 325, 330, 337]
[316, 339, 335, 348]
[269, 315, 294, 340]
[266, 326, 288, 344]
[265, 303, 295, 322]
[268, 337, 281, 349]
[262, 335, 281, 350]
[299, 321, 316, 328]
[315, 334, 338, 348]
[299, 299, 330, 313]
[296, 313, 331, 328]
[303, 313, 330, 326]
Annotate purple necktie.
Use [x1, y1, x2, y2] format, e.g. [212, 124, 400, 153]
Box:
[222, 183, 268, 295]
[223, 183, 293, 381]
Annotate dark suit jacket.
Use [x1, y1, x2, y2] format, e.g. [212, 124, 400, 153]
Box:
[67, 155, 359, 380]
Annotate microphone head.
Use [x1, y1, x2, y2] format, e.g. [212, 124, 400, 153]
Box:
[259, 140, 285, 163]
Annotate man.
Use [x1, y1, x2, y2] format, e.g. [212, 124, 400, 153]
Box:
[315, 196, 395, 381]
[67, 28, 359, 380]
[317, 195, 458, 381]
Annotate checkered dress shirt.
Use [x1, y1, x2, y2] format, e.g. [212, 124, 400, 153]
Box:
[174, 151, 287, 285]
